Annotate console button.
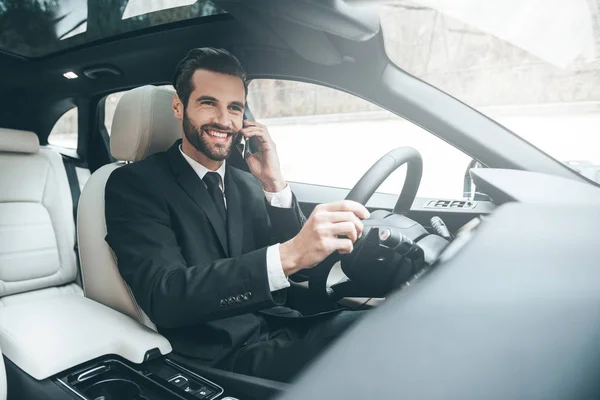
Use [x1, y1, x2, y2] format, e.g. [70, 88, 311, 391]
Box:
[168, 374, 189, 389]
[195, 386, 215, 399]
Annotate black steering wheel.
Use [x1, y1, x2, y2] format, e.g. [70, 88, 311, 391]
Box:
[308, 147, 423, 299]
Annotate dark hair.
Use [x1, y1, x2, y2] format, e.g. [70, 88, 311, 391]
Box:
[172, 47, 247, 108]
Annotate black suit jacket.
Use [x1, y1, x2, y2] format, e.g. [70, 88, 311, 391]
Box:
[105, 140, 306, 362]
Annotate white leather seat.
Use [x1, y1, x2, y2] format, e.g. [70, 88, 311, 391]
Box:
[0, 127, 82, 395]
[0, 128, 82, 305]
[0, 126, 172, 382]
[0, 345, 5, 400]
[78, 85, 181, 329]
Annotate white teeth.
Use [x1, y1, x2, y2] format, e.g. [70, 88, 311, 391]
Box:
[208, 130, 228, 138]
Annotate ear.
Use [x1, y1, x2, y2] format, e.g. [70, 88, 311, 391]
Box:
[172, 93, 184, 120]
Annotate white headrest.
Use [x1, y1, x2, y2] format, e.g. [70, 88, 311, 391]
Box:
[0, 128, 39, 154]
[110, 85, 181, 162]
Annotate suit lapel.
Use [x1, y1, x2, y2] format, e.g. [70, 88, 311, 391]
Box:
[225, 167, 243, 257]
[167, 141, 228, 256]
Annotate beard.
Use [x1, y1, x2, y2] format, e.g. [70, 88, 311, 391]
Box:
[182, 111, 237, 161]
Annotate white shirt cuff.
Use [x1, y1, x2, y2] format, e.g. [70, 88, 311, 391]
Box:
[266, 243, 290, 292]
[264, 184, 293, 208]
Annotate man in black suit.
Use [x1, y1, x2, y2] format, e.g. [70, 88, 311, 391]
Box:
[105, 48, 369, 382]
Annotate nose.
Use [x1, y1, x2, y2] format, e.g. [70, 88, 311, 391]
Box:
[214, 106, 233, 130]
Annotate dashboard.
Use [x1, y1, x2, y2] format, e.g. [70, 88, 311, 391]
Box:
[282, 169, 600, 399]
[472, 168, 600, 205]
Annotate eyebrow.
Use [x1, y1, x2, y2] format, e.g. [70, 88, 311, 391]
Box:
[195, 95, 218, 103]
[195, 95, 245, 109]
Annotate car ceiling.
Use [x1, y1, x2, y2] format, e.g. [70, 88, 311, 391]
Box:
[0, 1, 385, 145]
[0, 1, 587, 185]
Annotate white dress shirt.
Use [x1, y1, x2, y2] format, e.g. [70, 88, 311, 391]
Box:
[179, 146, 292, 292]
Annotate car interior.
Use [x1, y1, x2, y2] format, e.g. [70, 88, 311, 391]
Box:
[1, 1, 600, 399]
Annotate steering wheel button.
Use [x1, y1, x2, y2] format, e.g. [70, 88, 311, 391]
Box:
[379, 228, 391, 241]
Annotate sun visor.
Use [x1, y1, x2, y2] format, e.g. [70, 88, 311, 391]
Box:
[215, 0, 380, 40]
[213, 0, 381, 66]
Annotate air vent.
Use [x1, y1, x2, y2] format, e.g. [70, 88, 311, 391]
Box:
[434, 200, 452, 208]
[424, 199, 476, 210]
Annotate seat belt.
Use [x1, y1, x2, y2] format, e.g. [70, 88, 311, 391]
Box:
[62, 156, 82, 283]
[62, 157, 81, 228]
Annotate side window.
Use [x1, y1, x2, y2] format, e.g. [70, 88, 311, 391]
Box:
[247, 80, 471, 199]
[48, 107, 78, 149]
[104, 85, 174, 136]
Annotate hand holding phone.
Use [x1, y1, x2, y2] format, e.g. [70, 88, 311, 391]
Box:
[238, 119, 286, 193]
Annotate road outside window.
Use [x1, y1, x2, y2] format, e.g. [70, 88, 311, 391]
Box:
[247, 80, 471, 199]
[381, 0, 600, 183]
[48, 107, 78, 149]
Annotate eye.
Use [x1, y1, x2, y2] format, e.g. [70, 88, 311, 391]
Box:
[201, 100, 216, 106]
[229, 105, 243, 112]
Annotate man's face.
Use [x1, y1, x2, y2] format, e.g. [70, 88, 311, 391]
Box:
[178, 69, 245, 161]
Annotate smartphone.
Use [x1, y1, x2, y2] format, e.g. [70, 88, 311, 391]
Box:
[237, 113, 261, 158]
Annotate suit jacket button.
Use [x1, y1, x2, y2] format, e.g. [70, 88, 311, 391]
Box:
[220, 299, 227, 308]
[247, 291, 253, 299]
[235, 295, 243, 303]
[227, 296, 236, 306]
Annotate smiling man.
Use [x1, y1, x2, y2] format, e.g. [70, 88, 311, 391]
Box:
[104, 48, 368, 382]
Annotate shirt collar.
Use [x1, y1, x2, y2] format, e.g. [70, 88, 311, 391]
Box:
[179, 145, 226, 192]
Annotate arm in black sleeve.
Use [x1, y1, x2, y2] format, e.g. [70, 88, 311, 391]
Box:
[105, 167, 279, 329]
[264, 194, 306, 244]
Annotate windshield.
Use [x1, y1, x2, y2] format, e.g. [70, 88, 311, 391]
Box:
[380, 0, 600, 183]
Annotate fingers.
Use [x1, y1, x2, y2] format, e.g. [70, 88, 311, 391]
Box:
[330, 221, 359, 243]
[329, 237, 354, 254]
[241, 120, 267, 138]
[317, 200, 370, 220]
[240, 124, 274, 150]
[239, 126, 267, 141]
[327, 212, 364, 239]
[243, 119, 264, 128]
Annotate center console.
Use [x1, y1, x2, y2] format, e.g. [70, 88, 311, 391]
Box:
[0, 294, 285, 400]
[57, 357, 225, 400]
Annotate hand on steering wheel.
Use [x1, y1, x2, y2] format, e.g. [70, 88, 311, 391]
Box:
[308, 147, 424, 299]
[280, 200, 370, 277]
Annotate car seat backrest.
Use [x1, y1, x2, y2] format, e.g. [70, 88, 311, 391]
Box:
[0, 128, 79, 299]
[79, 85, 181, 329]
[0, 344, 5, 400]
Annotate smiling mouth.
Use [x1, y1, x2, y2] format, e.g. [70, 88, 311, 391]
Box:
[204, 129, 232, 141]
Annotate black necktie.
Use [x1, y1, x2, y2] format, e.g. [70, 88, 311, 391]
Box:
[203, 172, 227, 223]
